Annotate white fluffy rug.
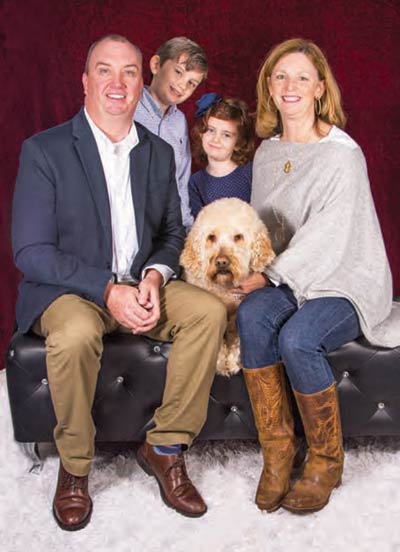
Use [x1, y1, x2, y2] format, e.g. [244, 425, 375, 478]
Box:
[1, 370, 400, 552]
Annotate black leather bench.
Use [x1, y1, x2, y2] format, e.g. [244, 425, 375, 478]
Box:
[6, 318, 400, 471]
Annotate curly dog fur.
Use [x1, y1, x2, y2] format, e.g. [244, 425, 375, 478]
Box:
[180, 198, 275, 376]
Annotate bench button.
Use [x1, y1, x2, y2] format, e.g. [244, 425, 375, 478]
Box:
[41, 378, 48, 385]
[153, 345, 161, 353]
[9, 349, 14, 358]
[378, 402, 385, 409]
[117, 376, 124, 384]
[342, 371, 349, 378]
[230, 405, 238, 413]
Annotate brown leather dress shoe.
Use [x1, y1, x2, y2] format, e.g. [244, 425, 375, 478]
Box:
[137, 441, 207, 517]
[53, 462, 93, 531]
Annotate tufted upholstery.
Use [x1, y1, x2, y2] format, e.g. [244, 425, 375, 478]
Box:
[329, 337, 400, 436]
[6, 332, 258, 445]
[6, 323, 400, 447]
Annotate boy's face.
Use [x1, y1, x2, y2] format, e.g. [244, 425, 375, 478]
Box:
[149, 53, 205, 111]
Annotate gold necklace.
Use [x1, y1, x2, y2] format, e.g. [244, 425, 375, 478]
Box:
[281, 129, 318, 174]
[283, 160, 291, 174]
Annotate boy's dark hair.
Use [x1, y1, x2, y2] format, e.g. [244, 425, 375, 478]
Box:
[191, 98, 255, 167]
[156, 37, 208, 77]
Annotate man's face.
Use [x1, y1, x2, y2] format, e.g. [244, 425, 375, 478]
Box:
[149, 54, 205, 111]
[82, 39, 143, 122]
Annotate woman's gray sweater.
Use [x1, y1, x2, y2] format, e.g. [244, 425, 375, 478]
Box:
[252, 126, 400, 347]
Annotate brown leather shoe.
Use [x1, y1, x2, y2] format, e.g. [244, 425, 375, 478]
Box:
[243, 363, 296, 512]
[137, 442, 207, 517]
[282, 383, 344, 514]
[53, 462, 92, 531]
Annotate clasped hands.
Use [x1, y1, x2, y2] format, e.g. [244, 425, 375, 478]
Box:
[105, 269, 163, 334]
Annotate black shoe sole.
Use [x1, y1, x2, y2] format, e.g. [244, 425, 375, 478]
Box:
[136, 448, 207, 518]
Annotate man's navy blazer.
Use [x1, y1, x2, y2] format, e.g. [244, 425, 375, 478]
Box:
[12, 108, 186, 333]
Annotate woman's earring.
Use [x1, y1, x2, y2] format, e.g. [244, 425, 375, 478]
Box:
[315, 97, 322, 116]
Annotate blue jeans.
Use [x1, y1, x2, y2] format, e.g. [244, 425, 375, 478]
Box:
[236, 285, 361, 394]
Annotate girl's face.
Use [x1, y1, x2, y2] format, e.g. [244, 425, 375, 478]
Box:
[267, 52, 324, 122]
[202, 116, 239, 163]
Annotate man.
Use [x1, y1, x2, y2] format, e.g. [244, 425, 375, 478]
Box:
[12, 35, 226, 531]
[134, 37, 208, 230]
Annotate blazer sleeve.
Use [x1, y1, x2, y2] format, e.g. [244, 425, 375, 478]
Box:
[12, 138, 112, 306]
[142, 150, 186, 274]
[188, 173, 204, 220]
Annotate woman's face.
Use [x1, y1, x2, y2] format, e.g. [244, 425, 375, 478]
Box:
[267, 52, 324, 122]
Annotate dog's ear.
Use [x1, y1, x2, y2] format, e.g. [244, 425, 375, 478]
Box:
[180, 232, 203, 278]
[250, 228, 275, 272]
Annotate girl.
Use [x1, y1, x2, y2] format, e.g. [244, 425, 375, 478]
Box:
[189, 93, 254, 219]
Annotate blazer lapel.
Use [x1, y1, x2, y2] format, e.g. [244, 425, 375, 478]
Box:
[130, 128, 150, 247]
[72, 110, 112, 256]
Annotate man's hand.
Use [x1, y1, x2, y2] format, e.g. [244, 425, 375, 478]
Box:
[136, 269, 162, 330]
[105, 269, 162, 333]
[230, 272, 269, 297]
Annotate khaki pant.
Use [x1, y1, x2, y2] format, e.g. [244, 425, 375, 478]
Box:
[33, 280, 227, 476]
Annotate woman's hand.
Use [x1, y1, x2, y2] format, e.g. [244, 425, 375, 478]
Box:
[229, 272, 270, 297]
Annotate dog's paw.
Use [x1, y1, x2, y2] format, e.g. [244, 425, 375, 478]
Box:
[216, 336, 242, 376]
[225, 359, 242, 376]
[216, 366, 233, 377]
[216, 358, 242, 377]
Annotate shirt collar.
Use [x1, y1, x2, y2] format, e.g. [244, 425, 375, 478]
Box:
[140, 86, 178, 119]
[84, 107, 139, 154]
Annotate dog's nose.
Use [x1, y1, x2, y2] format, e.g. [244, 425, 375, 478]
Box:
[215, 256, 230, 269]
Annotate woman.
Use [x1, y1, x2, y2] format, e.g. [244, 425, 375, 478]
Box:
[235, 38, 400, 514]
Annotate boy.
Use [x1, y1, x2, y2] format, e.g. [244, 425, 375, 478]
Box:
[134, 37, 208, 230]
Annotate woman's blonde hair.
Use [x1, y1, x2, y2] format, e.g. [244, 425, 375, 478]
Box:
[256, 38, 346, 138]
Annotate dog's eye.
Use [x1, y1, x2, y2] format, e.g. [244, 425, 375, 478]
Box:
[234, 234, 244, 243]
[207, 234, 217, 243]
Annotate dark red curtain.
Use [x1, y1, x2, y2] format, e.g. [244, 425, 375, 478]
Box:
[1, 0, 399, 364]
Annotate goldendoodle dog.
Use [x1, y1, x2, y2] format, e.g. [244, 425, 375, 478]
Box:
[180, 198, 275, 376]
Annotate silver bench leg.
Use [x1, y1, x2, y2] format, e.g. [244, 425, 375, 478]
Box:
[19, 442, 43, 474]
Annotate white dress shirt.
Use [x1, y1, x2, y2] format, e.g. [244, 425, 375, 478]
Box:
[84, 109, 173, 284]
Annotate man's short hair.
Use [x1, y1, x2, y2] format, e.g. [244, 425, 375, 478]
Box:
[156, 37, 208, 75]
[84, 34, 142, 74]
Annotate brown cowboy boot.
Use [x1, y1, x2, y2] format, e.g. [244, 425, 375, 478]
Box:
[53, 462, 92, 531]
[243, 363, 296, 512]
[282, 382, 344, 514]
[137, 441, 207, 517]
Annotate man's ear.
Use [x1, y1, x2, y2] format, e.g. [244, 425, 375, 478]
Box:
[149, 55, 161, 76]
[82, 73, 88, 96]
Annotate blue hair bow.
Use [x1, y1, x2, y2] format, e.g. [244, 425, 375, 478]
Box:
[195, 92, 222, 117]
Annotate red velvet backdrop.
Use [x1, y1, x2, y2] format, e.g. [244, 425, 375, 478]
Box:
[1, 0, 399, 364]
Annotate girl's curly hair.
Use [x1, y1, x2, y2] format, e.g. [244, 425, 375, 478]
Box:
[191, 98, 255, 167]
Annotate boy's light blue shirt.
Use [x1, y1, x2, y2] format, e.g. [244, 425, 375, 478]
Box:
[134, 87, 193, 230]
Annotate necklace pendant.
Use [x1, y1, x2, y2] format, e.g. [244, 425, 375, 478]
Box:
[284, 160, 291, 174]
